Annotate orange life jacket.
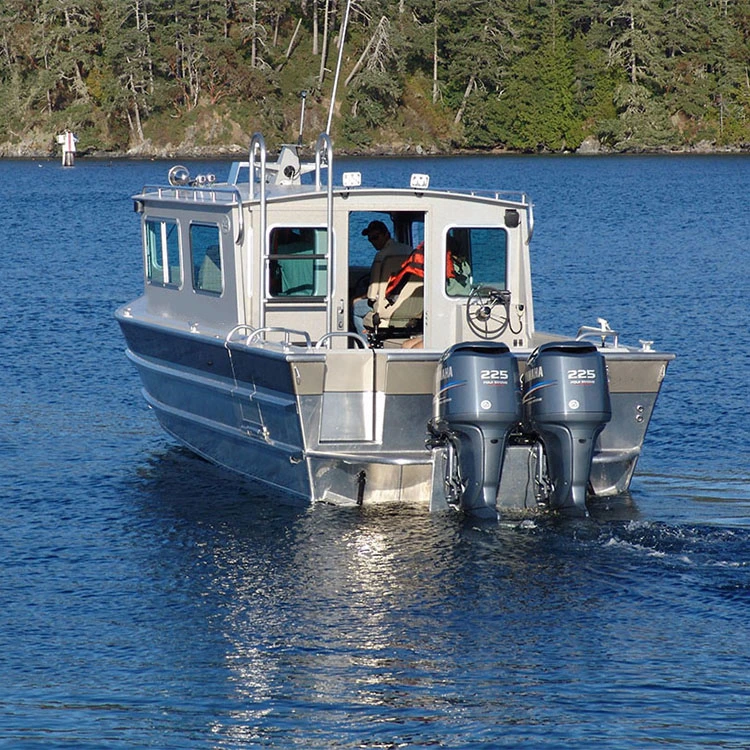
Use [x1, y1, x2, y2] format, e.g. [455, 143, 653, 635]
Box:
[385, 247, 424, 303]
[385, 243, 467, 303]
[446, 249, 468, 285]
[446, 250, 459, 279]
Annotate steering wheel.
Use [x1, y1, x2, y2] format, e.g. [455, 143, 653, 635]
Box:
[465, 286, 511, 339]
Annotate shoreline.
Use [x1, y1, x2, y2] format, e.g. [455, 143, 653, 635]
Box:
[3, 138, 749, 161]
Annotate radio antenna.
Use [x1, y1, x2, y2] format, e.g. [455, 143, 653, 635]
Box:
[325, 0, 352, 136]
[298, 90, 307, 144]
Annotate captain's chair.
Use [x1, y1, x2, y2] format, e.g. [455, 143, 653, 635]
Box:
[364, 251, 424, 344]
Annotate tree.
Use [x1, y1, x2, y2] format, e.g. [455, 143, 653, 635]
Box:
[438, 0, 517, 132]
[32, 0, 100, 112]
[237, 0, 269, 69]
[151, 0, 231, 110]
[98, 0, 157, 145]
[342, 12, 402, 142]
[607, 0, 664, 87]
[4, 0, 750, 154]
[456, 0, 581, 151]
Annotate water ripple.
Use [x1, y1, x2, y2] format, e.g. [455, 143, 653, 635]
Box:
[1, 157, 749, 749]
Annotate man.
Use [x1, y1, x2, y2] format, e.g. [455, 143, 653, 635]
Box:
[352, 220, 412, 334]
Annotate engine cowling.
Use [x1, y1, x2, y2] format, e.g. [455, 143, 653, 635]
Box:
[522, 341, 611, 514]
[434, 342, 521, 518]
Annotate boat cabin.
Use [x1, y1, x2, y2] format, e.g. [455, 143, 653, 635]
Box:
[132, 134, 536, 353]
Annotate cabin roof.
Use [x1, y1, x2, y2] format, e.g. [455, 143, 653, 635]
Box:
[135, 181, 532, 212]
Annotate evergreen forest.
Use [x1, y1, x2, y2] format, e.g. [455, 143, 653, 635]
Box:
[2, 0, 750, 157]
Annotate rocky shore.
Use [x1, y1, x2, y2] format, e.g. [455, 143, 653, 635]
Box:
[2, 132, 747, 160]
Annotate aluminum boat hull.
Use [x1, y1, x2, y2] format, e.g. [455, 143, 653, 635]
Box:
[119, 315, 670, 512]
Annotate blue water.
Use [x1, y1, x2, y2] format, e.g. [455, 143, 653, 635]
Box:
[0, 153, 748, 748]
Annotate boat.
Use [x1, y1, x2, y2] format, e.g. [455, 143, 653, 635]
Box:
[116, 133, 674, 518]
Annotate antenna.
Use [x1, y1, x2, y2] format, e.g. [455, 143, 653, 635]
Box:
[325, 0, 352, 135]
[298, 90, 307, 145]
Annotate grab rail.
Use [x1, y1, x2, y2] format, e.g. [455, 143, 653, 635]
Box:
[315, 133, 335, 334]
[249, 132, 267, 201]
[576, 318, 619, 348]
[250, 133, 270, 328]
[525, 193, 534, 243]
[225, 324, 257, 346]
[315, 332, 368, 349]
[229, 187, 245, 245]
[226, 324, 314, 350]
[315, 132, 332, 192]
[245, 326, 313, 349]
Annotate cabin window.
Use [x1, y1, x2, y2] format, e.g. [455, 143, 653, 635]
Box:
[347, 211, 423, 266]
[190, 223, 223, 295]
[445, 227, 507, 296]
[268, 227, 328, 297]
[145, 218, 180, 287]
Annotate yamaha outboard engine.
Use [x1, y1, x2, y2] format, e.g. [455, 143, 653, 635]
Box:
[431, 342, 521, 519]
[522, 341, 611, 515]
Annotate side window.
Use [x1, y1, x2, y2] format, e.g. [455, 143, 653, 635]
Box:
[191, 223, 222, 295]
[145, 218, 180, 287]
[445, 227, 507, 296]
[268, 227, 328, 297]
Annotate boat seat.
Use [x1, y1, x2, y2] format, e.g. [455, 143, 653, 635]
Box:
[364, 278, 423, 348]
[362, 253, 422, 333]
[364, 280, 423, 330]
[363, 253, 409, 309]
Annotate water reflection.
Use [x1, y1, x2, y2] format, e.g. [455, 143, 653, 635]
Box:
[3, 154, 749, 748]
[129, 437, 750, 747]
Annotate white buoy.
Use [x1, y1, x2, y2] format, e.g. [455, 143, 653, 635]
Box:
[56, 130, 78, 167]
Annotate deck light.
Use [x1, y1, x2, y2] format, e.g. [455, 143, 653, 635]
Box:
[342, 171, 362, 187]
[168, 165, 190, 186]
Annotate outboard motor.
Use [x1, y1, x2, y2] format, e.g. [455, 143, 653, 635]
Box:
[431, 342, 521, 518]
[522, 341, 611, 515]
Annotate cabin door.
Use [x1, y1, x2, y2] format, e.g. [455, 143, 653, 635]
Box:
[346, 209, 426, 341]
